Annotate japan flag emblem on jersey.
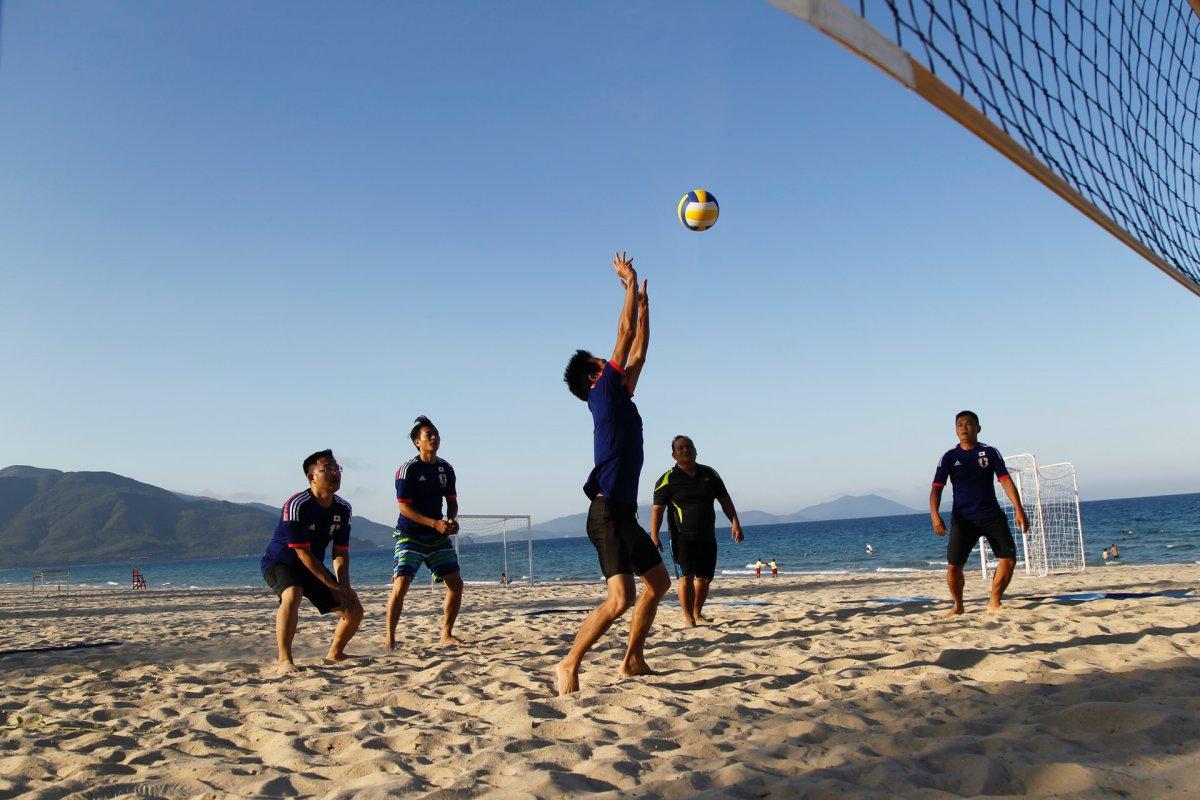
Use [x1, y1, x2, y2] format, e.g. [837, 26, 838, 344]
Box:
[978, 454, 989, 468]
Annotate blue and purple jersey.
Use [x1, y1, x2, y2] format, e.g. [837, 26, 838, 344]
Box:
[395, 456, 457, 535]
[260, 490, 352, 573]
[583, 360, 644, 504]
[932, 443, 1010, 521]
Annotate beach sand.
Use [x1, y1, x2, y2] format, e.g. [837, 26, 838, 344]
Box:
[1, 564, 1199, 799]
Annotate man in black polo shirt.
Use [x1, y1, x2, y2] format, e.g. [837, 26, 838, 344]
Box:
[650, 435, 744, 627]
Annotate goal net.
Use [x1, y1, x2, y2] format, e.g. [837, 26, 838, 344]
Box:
[449, 515, 534, 586]
[770, 0, 1200, 298]
[982, 453, 1086, 578]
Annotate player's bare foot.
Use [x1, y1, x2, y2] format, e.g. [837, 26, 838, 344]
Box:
[324, 651, 352, 662]
[986, 599, 1004, 612]
[619, 657, 656, 677]
[384, 636, 396, 652]
[555, 661, 579, 696]
[682, 614, 696, 628]
[268, 660, 300, 677]
[695, 613, 711, 624]
[943, 605, 965, 618]
[440, 633, 464, 646]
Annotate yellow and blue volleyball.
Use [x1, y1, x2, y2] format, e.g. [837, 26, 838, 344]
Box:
[677, 189, 719, 232]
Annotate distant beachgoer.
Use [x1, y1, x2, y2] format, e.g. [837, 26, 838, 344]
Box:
[1110, 544, 1120, 560]
[555, 251, 668, 696]
[261, 450, 363, 667]
[1102, 548, 1110, 561]
[769, 560, 778, 578]
[386, 416, 463, 650]
[865, 543, 875, 555]
[754, 560, 764, 578]
[500, 571, 510, 587]
[650, 435, 744, 627]
[930, 410, 1029, 616]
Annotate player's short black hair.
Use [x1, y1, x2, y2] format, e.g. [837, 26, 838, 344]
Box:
[671, 435, 695, 451]
[303, 449, 334, 478]
[410, 416, 437, 443]
[955, 410, 980, 426]
[564, 349, 600, 402]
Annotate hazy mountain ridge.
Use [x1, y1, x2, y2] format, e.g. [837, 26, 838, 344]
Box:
[531, 494, 919, 538]
[0, 466, 382, 569]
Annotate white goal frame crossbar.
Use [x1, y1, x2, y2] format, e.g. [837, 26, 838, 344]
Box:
[452, 515, 534, 586]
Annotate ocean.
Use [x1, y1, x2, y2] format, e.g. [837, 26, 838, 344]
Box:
[2, 493, 1196, 590]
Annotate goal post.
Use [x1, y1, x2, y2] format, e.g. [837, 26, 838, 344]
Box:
[982, 454, 1086, 579]
[450, 515, 534, 586]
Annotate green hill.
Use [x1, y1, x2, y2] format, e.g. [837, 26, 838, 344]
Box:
[0, 466, 376, 569]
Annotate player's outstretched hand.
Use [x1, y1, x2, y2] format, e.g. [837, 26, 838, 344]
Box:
[613, 251, 635, 288]
[637, 279, 648, 310]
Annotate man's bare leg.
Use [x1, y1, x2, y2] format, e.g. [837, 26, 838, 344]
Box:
[677, 573, 696, 627]
[945, 564, 966, 617]
[693, 577, 712, 623]
[555, 575, 635, 695]
[276, 586, 303, 665]
[326, 604, 363, 661]
[440, 572, 464, 644]
[385, 575, 413, 651]
[620, 563, 670, 677]
[987, 558, 1016, 612]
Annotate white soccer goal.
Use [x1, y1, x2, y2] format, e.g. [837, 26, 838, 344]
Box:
[982, 454, 1086, 579]
[451, 515, 534, 586]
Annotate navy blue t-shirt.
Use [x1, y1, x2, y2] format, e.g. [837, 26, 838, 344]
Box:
[261, 490, 352, 573]
[932, 443, 1010, 521]
[583, 360, 644, 504]
[395, 456, 457, 535]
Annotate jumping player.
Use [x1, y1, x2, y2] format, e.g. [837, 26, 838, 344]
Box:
[385, 416, 464, 648]
[930, 410, 1029, 615]
[261, 449, 364, 667]
[556, 251, 670, 695]
[650, 435, 744, 627]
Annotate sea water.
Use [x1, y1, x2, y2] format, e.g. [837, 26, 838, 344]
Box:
[2, 493, 1196, 590]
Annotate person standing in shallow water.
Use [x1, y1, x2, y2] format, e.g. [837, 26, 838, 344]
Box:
[556, 251, 670, 696]
[930, 410, 1029, 616]
[261, 449, 364, 667]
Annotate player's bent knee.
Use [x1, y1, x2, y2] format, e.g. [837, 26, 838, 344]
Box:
[281, 586, 304, 608]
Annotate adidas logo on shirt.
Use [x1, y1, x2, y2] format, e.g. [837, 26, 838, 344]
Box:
[954, 460, 961, 466]
[418, 476, 427, 481]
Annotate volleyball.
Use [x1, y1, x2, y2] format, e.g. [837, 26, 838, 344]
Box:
[677, 189, 719, 232]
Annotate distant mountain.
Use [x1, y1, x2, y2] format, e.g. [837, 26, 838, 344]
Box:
[0, 465, 377, 569]
[531, 494, 916, 538]
[532, 506, 810, 539]
[795, 494, 918, 520]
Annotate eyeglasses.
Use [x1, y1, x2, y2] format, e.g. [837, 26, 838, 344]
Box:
[314, 465, 343, 475]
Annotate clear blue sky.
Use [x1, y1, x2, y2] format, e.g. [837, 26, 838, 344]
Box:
[1, 1, 1197, 526]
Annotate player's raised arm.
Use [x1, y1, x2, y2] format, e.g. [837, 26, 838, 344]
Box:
[610, 251, 638, 370]
[624, 279, 649, 394]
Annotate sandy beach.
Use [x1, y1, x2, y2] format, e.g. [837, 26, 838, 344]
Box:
[1, 565, 1198, 799]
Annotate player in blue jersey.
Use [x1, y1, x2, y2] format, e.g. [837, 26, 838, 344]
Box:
[930, 411, 1030, 615]
[385, 416, 464, 649]
[556, 251, 670, 696]
[261, 449, 364, 667]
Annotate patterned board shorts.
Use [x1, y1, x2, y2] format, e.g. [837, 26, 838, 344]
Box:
[393, 529, 461, 579]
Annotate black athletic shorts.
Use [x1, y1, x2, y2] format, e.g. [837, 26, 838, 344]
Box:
[947, 515, 1017, 566]
[586, 496, 663, 579]
[263, 562, 340, 614]
[671, 531, 718, 580]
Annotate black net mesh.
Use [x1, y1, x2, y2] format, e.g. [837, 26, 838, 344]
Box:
[851, 0, 1200, 294]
